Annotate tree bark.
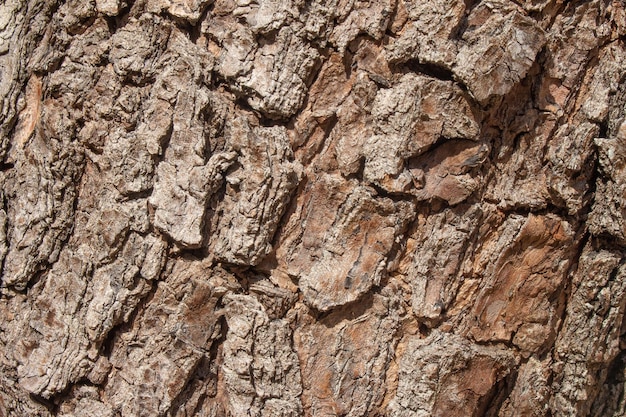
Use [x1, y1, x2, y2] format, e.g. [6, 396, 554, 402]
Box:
[1, 0, 626, 416]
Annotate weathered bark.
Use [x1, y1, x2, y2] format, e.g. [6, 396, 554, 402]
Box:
[1, 0, 626, 416]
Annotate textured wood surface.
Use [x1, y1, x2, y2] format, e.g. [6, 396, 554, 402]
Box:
[1, 0, 626, 415]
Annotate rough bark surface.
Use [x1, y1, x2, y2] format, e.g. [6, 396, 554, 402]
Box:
[1, 0, 626, 416]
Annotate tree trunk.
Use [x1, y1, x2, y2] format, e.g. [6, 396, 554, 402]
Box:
[1, 0, 626, 416]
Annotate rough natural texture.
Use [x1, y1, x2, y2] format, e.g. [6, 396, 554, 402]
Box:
[1, 0, 626, 416]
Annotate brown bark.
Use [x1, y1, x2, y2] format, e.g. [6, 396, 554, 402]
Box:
[1, 0, 626, 416]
